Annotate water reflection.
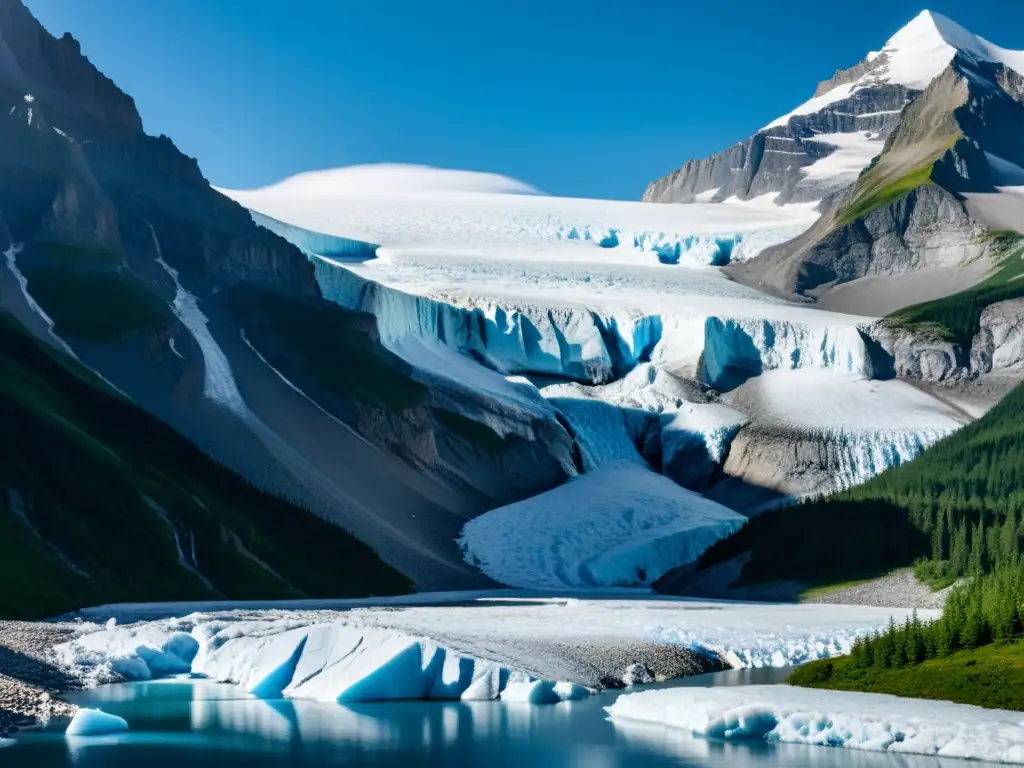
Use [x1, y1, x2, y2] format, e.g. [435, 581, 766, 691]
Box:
[6, 676, 1005, 768]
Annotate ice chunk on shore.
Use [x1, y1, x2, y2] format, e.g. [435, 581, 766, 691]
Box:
[53, 623, 199, 684]
[607, 685, 1024, 764]
[458, 463, 746, 589]
[501, 679, 590, 704]
[65, 709, 129, 737]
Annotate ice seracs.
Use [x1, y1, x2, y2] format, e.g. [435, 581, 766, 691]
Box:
[606, 685, 1024, 764]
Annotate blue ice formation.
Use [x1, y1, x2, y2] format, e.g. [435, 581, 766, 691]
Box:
[311, 257, 875, 389]
[65, 709, 130, 737]
[250, 210, 380, 261]
[189, 623, 584, 704]
[557, 225, 744, 266]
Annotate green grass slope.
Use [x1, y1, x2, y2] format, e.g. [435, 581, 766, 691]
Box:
[699, 380, 1024, 591]
[0, 312, 410, 619]
[789, 640, 1024, 711]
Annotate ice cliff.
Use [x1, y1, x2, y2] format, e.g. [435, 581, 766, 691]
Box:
[53, 618, 589, 705]
[311, 256, 876, 388]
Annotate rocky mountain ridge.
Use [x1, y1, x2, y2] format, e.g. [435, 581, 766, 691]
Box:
[0, 0, 577, 592]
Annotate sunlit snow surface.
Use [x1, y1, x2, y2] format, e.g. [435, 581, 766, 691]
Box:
[764, 10, 1024, 130]
[220, 167, 819, 272]
[54, 597, 931, 702]
[607, 685, 1024, 764]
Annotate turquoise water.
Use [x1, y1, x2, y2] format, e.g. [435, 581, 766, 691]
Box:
[1, 668, 990, 767]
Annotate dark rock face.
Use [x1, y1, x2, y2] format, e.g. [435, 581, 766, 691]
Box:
[0, 0, 580, 590]
[0, 0, 141, 133]
[0, 0, 316, 297]
[792, 184, 988, 295]
[867, 322, 967, 383]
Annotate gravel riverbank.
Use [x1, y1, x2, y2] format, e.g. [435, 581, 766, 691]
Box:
[803, 570, 953, 610]
[0, 621, 81, 737]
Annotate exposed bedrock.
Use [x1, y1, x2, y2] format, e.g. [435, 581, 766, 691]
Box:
[970, 299, 1024, 376]
[642, 83, 910, 206]
[868, 298, 1024, 386]
[729, 184, 994, 301]
[713, 423, 954, 508]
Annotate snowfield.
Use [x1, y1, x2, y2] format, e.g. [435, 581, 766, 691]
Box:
[458, 463, 746, 590]
[606, 685, 1024, 765]
[220, 167, 819, 270]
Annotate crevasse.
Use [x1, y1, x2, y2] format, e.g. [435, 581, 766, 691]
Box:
[554, 224, 744, 265]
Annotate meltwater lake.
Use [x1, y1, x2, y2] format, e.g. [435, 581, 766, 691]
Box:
[2, 667, 998, 768]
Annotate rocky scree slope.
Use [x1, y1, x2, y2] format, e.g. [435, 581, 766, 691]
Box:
[0, 0, 576, 592]
[0, 310, 411, 620]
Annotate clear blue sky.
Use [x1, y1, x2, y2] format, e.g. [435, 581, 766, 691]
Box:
[23, 0, 1024, 200]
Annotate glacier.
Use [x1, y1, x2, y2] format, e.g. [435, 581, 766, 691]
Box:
[220, 163, 975, 588]
[250, 210, 380, 262]
[458, 463, 747, 589]
[606, 685, 1024, 765]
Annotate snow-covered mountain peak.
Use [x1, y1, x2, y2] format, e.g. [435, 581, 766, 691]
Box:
[221, 163, 546, 201]
[879, 10, 1024, 88]
[764, 11, 1023, 131]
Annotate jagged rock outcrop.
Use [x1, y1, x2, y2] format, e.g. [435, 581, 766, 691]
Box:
[729, 51, 1024, 303]
[866, 297, 1024, 385]
[867, 322, 966, 383]
[641, 84, 906, 205]
[971, 299, 1024, 375]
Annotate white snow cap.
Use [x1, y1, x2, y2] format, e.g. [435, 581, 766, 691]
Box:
[227, 163, 545, 198]
[766, 10, 1024, 129]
